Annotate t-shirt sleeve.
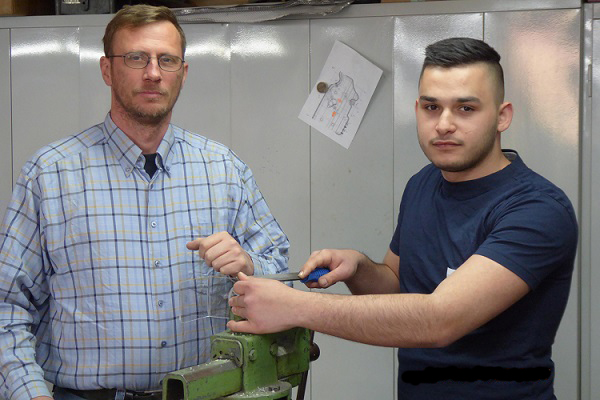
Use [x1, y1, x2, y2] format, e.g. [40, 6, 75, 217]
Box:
[475, 193, 578, 290]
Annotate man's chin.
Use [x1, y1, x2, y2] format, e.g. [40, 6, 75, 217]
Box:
[130, 107, 171, 125]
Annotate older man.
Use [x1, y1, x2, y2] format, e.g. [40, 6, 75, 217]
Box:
[0, 5, 288, 400]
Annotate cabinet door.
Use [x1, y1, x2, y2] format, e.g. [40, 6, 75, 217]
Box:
[230, 20, 311, 270]
[590, 16, 600, 400]
[0, 29, 11, 218]
[309, 15, 396, 400]
[486, 9, 581, 400]
[11, 27, 81, 181]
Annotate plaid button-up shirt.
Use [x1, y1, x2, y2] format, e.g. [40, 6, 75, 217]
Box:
[0, 114, 289, 399]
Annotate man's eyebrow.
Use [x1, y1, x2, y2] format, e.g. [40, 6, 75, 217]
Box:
[419, 95, 482, 103]
[457, 96, 481, 103]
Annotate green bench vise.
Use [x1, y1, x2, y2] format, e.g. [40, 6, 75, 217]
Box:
[162, 327, 319, 400]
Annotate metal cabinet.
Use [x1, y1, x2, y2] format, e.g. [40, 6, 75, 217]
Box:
[585, 6, 600, 400]
[0, 1, 586, 398]
[0, 29, 11, 217]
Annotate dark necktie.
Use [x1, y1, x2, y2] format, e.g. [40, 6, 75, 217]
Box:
[143, 153, 158, 178]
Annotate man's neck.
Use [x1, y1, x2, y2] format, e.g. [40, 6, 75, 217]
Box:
[110, 111, 170, 154]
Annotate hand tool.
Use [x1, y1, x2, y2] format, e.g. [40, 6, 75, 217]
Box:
[258, 267, 329, 283]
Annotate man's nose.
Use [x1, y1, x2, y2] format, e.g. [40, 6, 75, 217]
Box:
[436, 109, 456, 134]
[144, 58, 162, 81]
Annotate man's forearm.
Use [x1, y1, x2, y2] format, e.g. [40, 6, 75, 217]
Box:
[294, 290, 445, 348]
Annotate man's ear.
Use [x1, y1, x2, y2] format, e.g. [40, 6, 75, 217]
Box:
[181, 61, 189, 87]
[497, 102, 513, 133]
[100, 56, 112, 86]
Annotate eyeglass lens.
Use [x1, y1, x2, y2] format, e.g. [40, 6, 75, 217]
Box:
[125, 52, 183, 71]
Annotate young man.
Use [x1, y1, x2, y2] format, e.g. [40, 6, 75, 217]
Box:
[227, 37, 578, 399]
[0, 5, 288, 400]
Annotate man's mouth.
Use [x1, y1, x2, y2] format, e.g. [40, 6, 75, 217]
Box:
[432, 140, 461, 148]
[136, 89, 167, 98]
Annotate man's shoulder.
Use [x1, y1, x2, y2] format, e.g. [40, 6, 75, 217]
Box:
[24, 123, 106, 176]
[510, 161, 574, 215]
[172, 126, 247, 168]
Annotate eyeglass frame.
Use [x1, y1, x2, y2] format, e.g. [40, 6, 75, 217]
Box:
[107, 51, 185, 72]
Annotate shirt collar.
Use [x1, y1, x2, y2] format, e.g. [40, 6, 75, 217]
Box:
[440, 150, 523, 200]
[102, 113, 176, 178]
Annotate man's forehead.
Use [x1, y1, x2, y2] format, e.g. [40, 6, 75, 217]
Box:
[112, 22, 182, 53]
[419, 65, 496, 96]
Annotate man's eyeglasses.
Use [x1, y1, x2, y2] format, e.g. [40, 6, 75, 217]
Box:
[107, 52, 184, 72]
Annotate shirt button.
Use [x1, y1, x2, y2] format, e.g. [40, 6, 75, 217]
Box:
[161, 341, 167, 348]
[150, 221, 157, 228]
[158, 300, 164, 307]
[154, 260, 161, 267]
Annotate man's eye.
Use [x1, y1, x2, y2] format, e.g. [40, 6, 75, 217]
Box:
[425, 104, 438, 111]
[460, 105, 474, 112]
[160, 56, 175, 64]
[128, 54, 145, 61]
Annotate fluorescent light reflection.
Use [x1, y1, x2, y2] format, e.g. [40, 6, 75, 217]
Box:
[232, 37, 284, 57]
[12, 37, 78, 57]
[185, 42, 230, 59]
[80, 48, 104, 62]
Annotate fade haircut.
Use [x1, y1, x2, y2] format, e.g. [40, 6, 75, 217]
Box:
[419, 37, 505, 104]
[103, 4, 187, 58]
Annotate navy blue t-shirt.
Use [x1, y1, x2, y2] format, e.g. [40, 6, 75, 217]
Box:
[389, 151, 577, 399]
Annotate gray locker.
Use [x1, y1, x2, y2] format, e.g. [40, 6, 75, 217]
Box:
[0, 29, 11, 217]
[0, 0, 587, 398]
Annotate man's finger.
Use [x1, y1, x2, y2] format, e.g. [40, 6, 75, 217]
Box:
[228, 293, 245, 308]
[227, 319, 253, 333]
[186, 237, 210, 256]
[230, 306, 246, 319]
[186, 239, 200, 251]
[299, 251, 331, 279]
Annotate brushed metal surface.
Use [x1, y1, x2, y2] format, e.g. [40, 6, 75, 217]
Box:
[0, 29, 11, 218]
[172, 24, 231, 147]
[485, 9, 581, 400]
[229, 20, 310, 271]
[11, 27, 81, 183]
[590, 17, 600, 400]
[309, 15, 395, 400]
[79, 26, 111, 130]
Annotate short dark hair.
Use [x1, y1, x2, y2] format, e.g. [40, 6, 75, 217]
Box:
[103, 4, 187, 58]
[419, 37, 504, 103]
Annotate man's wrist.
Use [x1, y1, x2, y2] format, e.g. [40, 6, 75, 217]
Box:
[244, 252, 256, 275]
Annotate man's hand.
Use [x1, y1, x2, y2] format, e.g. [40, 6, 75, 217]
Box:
[32, 397, 53, 400]
[227, 272, 301, 334]
[299, 249, 365, 288]
[187, 231, 254, 276]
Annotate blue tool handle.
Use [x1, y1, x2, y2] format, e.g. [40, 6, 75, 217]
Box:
[300, 267, 329, 283]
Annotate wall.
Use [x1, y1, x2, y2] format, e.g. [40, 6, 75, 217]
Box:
[0, 0, 586, 398]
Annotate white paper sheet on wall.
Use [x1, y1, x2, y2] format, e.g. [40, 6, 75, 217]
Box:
[298, 40, 383, 149]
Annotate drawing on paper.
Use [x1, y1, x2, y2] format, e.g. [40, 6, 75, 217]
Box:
[298, 40, 382, 149]
[312, 72, 359, 136]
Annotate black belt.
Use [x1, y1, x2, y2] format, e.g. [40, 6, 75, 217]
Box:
[60, 387, 162, 400]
